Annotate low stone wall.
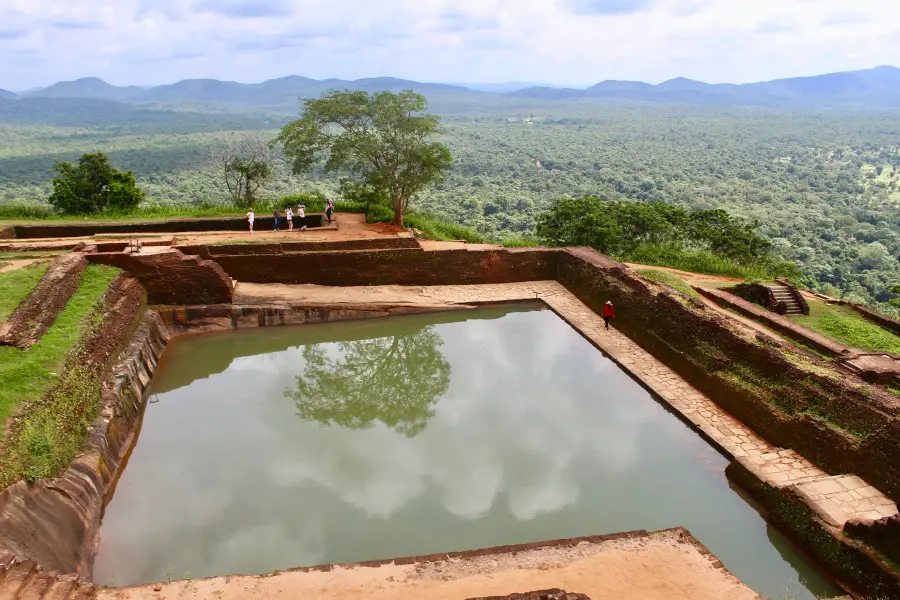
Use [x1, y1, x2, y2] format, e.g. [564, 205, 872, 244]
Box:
[845, 513, 900, 566]
[0, 277, 166, 576]
[10, 214, 327, 239]
[695, 287, 845, 356]
[176, 237, 421, 257]
[852, 303, 900, 336]
[0, 254, 87, 349]
[726, 459, 900, 598]
[556, 248, 900, 503]
[154, 302, 477, 334]
[730, 282, 779, 312]
[212, 247, 560, 286]
[86, 250, 233, 305]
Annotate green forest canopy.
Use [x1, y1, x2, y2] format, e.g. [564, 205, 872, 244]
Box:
[1, 99, 900, 311]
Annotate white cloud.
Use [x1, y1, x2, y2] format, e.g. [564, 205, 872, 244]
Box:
[1, 0, 897, 89]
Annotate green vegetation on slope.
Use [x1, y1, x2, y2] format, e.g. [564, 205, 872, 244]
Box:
[638, 269, 700, 299]
[4, 100, 900, 312]
[0, 263, 49, 321]
[791, 298, 900, 354]
[535, 197, 796, 279]
[0, 264, 120, 485]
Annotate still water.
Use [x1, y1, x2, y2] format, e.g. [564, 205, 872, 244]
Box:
[94, 306, 841, 598]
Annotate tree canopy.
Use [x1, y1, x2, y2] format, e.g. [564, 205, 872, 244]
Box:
[273, 89, 451, 226]
[536, 196, 776, 266]
[48, 152, 144, 214]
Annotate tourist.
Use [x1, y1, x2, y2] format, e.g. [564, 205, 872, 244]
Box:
[273, 207, 280, 231]
[245, 208, 254, 233]
[286, 206, 294, 231]
[297, 205, 308, 231]
[325, 199, 334, 224]
[602, 301, 615, 329]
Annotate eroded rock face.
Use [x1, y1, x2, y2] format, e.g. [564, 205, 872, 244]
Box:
[0, 278, 168, 576]
[467, 590, 590, 600]
[0, 254, 87, 349]
[845, 512, 900, 565]
[86, 250, 233, 305]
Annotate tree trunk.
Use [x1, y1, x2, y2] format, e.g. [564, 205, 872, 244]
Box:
[392, 199, 404, 228]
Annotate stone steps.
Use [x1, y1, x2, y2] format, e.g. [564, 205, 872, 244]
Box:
[0, 555, 91, 600]
[765, 285, 804, 315]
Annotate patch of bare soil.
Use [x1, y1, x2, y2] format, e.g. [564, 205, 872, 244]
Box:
[97, 531, 759, 600]
[172, 214, 402, 246]
[0, 259, 50, 273]
[624, 262, 742, 286]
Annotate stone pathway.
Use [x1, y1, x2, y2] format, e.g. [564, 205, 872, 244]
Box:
[412, 281, 897, 528]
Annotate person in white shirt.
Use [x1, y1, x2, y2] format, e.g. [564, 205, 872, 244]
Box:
[286, 206, 294, 231]
[245, 209, 254, 233]
[297, 205, 308, 231]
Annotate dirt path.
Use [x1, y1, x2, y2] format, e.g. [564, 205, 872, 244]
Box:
[0, 258, 50, 273]
[624, 263, 741, 287]
[98, 530, 759, 600]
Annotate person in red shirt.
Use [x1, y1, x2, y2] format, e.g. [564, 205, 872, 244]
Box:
[602, 301, 615, 329]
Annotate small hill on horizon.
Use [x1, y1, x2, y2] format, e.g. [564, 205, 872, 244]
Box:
[0, 88, 17, 100]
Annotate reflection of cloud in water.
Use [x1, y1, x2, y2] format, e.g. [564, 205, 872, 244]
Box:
[96, 310, 687, 584]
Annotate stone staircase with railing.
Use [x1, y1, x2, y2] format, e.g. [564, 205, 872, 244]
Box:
[0, 553, 94, 600]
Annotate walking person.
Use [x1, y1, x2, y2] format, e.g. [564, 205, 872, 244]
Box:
[602, 300, 615, 330]
[297, 205, 308, 231]
[245, 208, 255, 233]
[325, 199, 334, 224]
[273, 207, 280, 231]
[286, 206, 294, 231]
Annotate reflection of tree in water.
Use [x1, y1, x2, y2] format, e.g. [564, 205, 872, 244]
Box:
[285, 326, 451, 437]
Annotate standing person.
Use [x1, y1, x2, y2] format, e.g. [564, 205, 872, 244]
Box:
[245, 208, 255, 233]
[297, 205, 308, 231]
[286, 206, 294, 231]
[273, 207, 280, 231]
[602, 301, 615, 330]
[325, 199, 334, 224]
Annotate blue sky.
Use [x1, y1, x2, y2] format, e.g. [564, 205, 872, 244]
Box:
[0, 0, 896, 90]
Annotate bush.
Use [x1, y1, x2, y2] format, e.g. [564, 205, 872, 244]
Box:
[49, 153, 144, 214]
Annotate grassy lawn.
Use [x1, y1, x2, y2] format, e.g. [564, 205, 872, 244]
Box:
[0, 265, 118, 457]
[791, 297, 900, 354]
[0, 263, 50, 321]
[638, 269, 700, 298]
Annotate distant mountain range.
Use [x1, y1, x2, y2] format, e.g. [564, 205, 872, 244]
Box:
[3, 66, 900, 108]
[508, 66, 900, 106]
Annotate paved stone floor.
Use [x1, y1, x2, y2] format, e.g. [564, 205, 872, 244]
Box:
[348, 280, 898, 530]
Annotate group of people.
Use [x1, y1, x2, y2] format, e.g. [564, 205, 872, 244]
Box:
[244, 199, 335, 233]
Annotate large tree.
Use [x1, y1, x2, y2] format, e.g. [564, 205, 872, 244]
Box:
[211, 134, 274, 208]
[274, 89, 452, 227]
[48, 152, 144, 214]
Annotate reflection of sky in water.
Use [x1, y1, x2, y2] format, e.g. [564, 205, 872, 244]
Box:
[94, 309, 840, 599]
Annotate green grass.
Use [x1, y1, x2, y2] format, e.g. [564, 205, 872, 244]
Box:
[0, 264, 120, 485]
[0, 202, 238, 224]
[0, 251, 67, 261]
[502, 234, 541, 247]
[365, 204, 489, 243]
[791, 298, 900, 354]
[0, 196, 368, 226]
[403, 213, 488, 243]
[637, 269, 700, 298]
[626, 243, 795, 280]
[0, 263, 49, 321]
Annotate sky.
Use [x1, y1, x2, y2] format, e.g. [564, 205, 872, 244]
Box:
[1, 0, 898, 90]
